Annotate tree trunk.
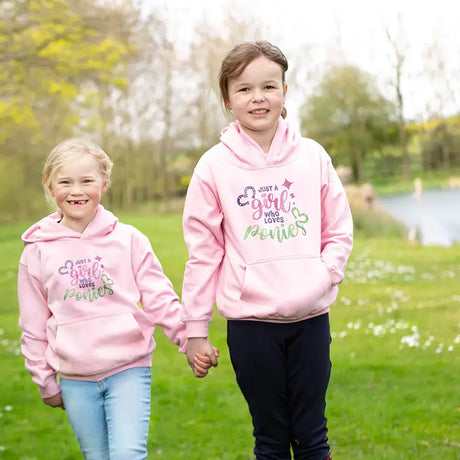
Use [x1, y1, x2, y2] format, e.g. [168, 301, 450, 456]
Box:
[399, 114, 410, 180]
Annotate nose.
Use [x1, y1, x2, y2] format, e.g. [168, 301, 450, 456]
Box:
[70, 183, 83, 195]
[252, 88, 265, 102]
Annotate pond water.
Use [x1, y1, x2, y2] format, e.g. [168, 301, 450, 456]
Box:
[377, 189, 460, 246]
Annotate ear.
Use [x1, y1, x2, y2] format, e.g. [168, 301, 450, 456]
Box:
[101, 181, 108, 195]
[49, 187, 55, 197]
[225, 99, 232, 111]
[283, 83, 288, 98]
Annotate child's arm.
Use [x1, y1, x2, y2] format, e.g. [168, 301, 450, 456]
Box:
[17, 253, 61, 400]
[181, 173, 225, 345]
[132, 229, 220, 376]
[320, 153, 354, 283]
[131, 231, 188, 351]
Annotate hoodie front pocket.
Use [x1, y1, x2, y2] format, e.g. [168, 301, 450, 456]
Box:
[55, 313, 147, 376]
[239, 256, 332, 319]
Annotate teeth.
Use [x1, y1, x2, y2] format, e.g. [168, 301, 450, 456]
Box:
[70, 200, 86, 205]
[251, 110, 268, 114]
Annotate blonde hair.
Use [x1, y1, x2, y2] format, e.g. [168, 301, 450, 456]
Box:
[42, 138, 113, 209]
[218, 41, 289, 118]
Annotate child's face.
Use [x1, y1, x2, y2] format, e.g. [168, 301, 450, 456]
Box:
[226, 55, 287, 145]
[50, 153, 107, 232]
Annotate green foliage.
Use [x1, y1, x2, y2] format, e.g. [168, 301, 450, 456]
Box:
[420, 119, 460, 170]
[300, 65, 398, 182]
[1, 216, 459, 459]
[362, 150, 424, 181]
[351, 205, 405, 239]
[0, 0, 137, 222]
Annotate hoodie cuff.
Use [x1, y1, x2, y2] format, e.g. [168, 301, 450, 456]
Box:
[39, 378, 61, 400]
[178, 339, 188, 354]
[185, 320, 209, 339]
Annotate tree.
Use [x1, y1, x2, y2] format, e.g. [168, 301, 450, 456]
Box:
[0, 0, 131, 143]
[418, 117, 460, 171]
[0, 0, 133, 221]
[300, 65, 396, 183]
[186, 14, 264, 150]
[385, 18, 410, 181]
[420, 39, 460, 170]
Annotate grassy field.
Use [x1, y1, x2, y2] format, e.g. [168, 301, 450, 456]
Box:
[0, 215, 459, 459]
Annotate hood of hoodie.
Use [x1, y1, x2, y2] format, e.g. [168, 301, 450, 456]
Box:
[220, 117, 301, 168]
[22, 205, 118, 244]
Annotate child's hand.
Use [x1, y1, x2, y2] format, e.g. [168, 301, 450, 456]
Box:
[186, 337, 218, 377]
[194, 348, 219, 378]
[43, 392, 64, 409]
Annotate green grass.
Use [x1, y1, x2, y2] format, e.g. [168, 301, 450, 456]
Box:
[1, 216, 459, 459]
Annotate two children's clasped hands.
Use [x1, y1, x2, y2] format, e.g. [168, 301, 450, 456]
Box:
[186, 337, 219, 378]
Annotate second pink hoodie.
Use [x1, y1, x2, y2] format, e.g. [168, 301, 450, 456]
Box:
[18, 206, 186, 399]
[182, 118, 353, 338]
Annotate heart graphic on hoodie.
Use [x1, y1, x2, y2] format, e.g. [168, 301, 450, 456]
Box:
[58, 259, 74, 275]
[237, 186, 256, 207]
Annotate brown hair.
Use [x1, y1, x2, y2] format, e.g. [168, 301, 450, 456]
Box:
[218, 41, 289, 118]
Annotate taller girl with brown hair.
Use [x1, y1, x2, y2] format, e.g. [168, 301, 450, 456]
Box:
[182, 41, 353, 460]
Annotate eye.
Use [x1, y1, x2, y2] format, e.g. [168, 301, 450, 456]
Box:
[265, 85, 276, 90]
[83, 179, 93, 184]
[58, 180, 70, 185]
[238, 87, 250, 92]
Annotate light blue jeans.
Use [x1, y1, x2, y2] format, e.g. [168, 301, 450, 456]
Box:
[60, 367, 151, 460]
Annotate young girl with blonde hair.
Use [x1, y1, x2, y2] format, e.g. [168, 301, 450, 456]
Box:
[18, 138, 213, 460]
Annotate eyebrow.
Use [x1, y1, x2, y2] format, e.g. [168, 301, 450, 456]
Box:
[55, 174, 97, 180]
[233, 79, 280, 87]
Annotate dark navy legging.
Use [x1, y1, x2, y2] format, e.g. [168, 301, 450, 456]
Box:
[227, 313, 331, 460]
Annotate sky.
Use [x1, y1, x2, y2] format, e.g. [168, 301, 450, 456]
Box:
[145, 0, 460, 121]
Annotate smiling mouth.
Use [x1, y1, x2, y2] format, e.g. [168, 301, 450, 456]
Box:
[250, 109, 269, 114]
[68, 200, 88, 205]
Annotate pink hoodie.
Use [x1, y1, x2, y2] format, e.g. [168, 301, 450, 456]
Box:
[182, 118, 353, 338]
[18, 205, 186, 399]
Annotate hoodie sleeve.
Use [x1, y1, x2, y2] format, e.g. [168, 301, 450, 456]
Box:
[181, 172, 225, 338]
[17, 248, 60, 399]
[131, 231, 187, 352]
[320, 151, 354, 285]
